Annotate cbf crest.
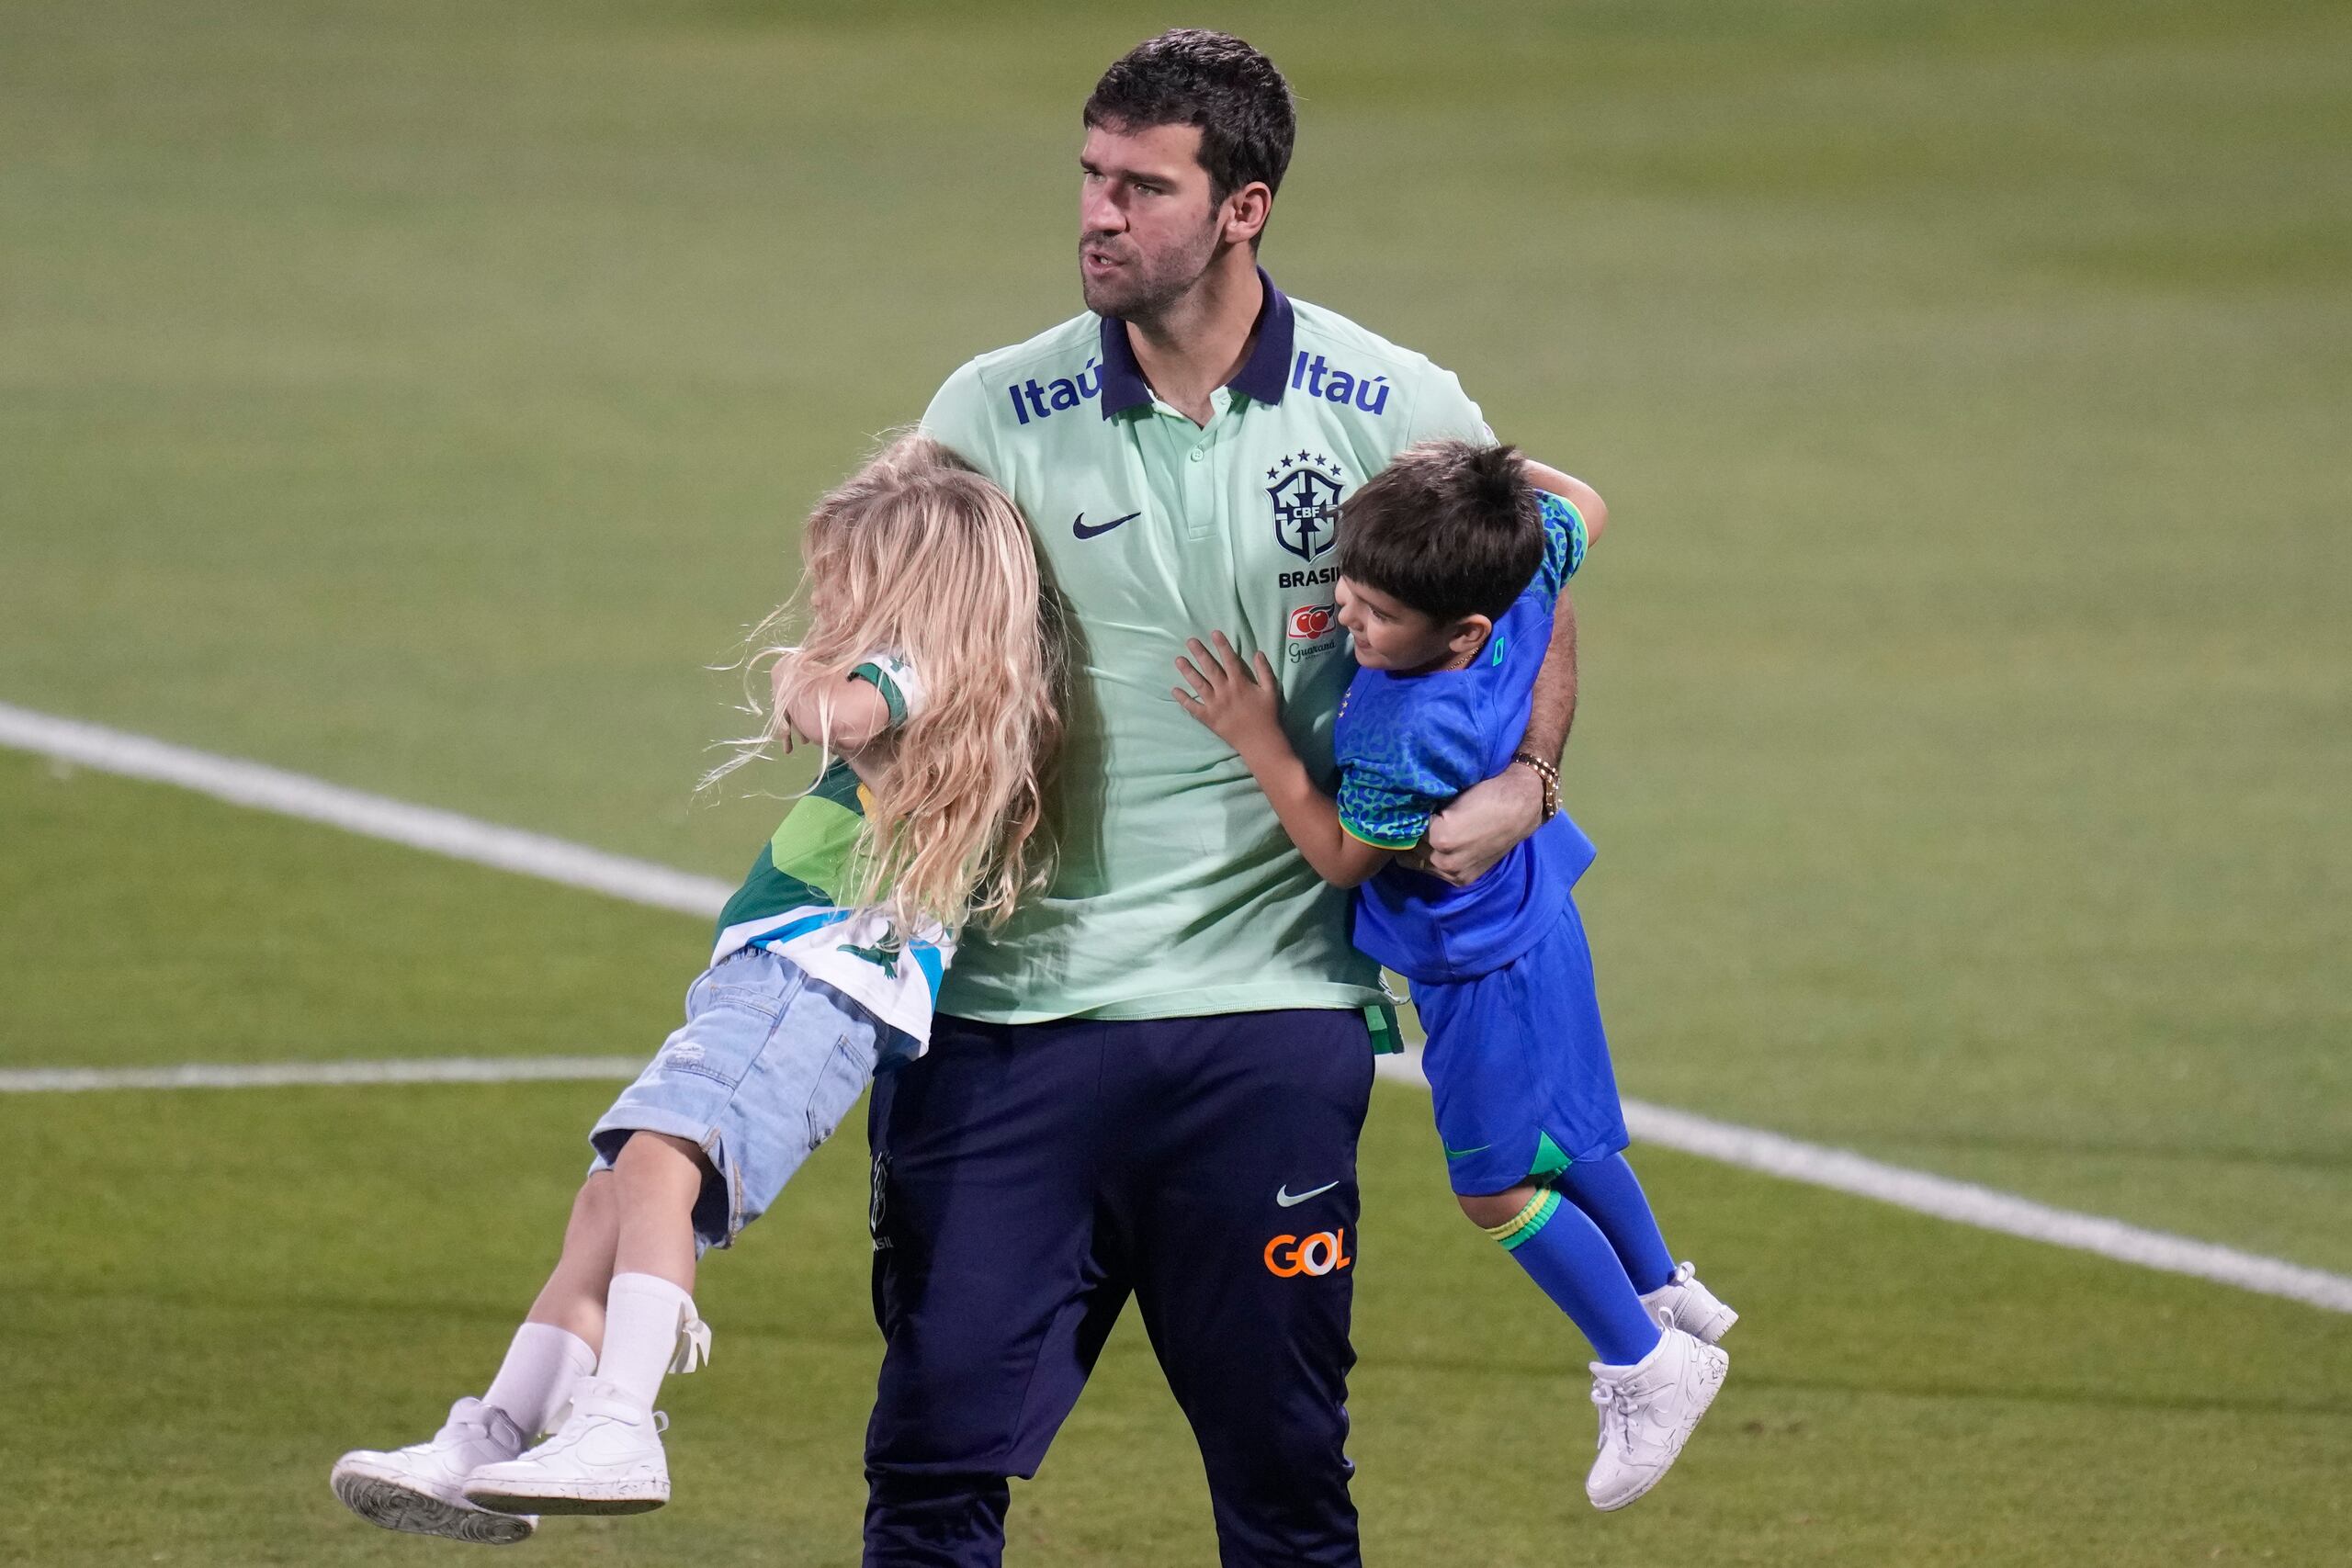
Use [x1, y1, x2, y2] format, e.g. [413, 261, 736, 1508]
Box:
[1267, 451, 1348, 561]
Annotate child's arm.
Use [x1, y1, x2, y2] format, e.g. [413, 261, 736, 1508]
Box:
[1524, 460, 1607, 544]
[1173, 632, 1393, 889]
[771, 658, 894, 753]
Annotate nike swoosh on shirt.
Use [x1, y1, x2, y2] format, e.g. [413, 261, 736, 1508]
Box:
[1275, 1180, 1340, 1207]
[1072, 510, 1140, 540]
[1442, 1144, 1493, 1160]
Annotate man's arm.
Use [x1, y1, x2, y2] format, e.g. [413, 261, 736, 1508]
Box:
[1417, 464, 1601, 886]
[1171, 634, 1392, 888]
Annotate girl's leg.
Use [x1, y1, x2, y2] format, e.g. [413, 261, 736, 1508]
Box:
[610, 1131, 706, 1291]
[1458, 1184, 1661, 1367]
[479, 1175, 613, 1438]
[523, 1169, 623, 1343]
[589, 1131, 714, 1410]
[458, 1134, 713, 1514]
[1553, 1153, 1678, 1295]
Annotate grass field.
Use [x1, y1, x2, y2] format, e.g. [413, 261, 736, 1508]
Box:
[4, 1, 2348, 1562]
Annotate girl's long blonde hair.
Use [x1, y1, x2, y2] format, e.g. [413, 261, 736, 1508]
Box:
[725, 433, 1061, 934]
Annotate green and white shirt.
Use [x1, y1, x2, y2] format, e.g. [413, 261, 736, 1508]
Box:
[711, 654, 949, 1041]
[922, 269, 1490, 1023]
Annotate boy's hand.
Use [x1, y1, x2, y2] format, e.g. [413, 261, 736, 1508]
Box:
[1173, 632, 1284, 758]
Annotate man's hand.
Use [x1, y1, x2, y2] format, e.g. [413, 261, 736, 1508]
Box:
[1173, 632, 1284, 760]
[1413, 765, 1544, 886]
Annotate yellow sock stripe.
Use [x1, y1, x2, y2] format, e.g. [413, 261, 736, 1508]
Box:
[1482, 1189, 1563, 1252]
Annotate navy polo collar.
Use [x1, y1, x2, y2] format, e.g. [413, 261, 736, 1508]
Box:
[1096, 266, 1295, 418]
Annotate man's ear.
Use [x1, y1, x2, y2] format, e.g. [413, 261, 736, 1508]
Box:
[1445, 614, 1494, 659]
[1221, 181, 1272, 246]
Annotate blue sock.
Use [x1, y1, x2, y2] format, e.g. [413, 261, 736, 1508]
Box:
[1487, 1190, 1662, 1367]
[1555, 1154, 1677, 1295]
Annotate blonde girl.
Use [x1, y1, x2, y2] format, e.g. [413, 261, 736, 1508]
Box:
[332, 435, 1059, 1544]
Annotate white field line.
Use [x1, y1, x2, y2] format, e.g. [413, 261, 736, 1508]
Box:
[0, 1056, 643, 1093]
[6, 701, 2348, 1316]
[0, 703, 733, 919]
[1377, 1055, 2352, 1314]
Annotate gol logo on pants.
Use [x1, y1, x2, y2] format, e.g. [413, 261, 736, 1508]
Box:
[1263, 1229, 1352, 1277]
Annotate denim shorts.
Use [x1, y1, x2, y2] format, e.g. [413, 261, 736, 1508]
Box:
[590, 947, 915, 1252]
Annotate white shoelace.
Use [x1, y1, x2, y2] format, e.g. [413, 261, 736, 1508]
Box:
[1591, 1382, 1633, 1453]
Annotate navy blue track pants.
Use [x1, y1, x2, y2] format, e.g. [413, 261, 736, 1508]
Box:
[862, 1009, 1374, 1567]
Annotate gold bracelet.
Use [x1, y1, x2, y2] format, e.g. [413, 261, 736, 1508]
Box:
[1511, 750, 1560, 821]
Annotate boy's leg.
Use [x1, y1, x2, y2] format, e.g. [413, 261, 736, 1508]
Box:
[1461, 1184, 1659, 1367]
[1562, 1155, 1743, 1344]
[1115, 1010, 1371, 1568]
[1416, 901, 1730, 1510]
[1552, 1155, 1675, 1295]
[1464, 1179, 1727, 1512]
[1418, 898, 1664, 1364]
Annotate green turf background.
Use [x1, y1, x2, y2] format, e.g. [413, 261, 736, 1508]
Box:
[4, 2, 2348, 1562]
[6, 756, 2350, 1566]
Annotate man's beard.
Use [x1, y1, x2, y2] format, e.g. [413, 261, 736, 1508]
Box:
[1080, 221, 1222, 323]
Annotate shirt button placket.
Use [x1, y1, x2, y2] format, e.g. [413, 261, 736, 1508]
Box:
[1181, 419, 1214, 540]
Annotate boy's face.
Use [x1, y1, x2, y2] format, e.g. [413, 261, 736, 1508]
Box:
[1336, 577, 1489, 674]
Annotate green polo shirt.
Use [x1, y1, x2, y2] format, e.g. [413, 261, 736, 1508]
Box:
[922, 269, 1490, 1022]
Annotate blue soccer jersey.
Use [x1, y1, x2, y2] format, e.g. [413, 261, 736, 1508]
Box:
[1334, 491, 1596, 982]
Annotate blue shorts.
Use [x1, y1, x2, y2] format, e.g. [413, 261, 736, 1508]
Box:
[590, 947, 915, 1253]
[1408, 895, 1630, 1198]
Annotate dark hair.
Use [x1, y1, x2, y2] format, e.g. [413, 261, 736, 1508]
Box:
[1337, 442, 1544, 623]
[1084, 29, 1296, 208]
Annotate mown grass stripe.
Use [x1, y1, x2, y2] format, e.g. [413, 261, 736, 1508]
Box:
[9, 700, 2348, 1316]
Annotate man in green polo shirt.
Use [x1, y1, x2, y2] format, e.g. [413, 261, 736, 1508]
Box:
[861, 30, 1586, 1567]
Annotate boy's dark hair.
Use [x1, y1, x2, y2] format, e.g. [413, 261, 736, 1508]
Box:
[1085, 30, 1296, 217]
[1337, 442, 1544, 623]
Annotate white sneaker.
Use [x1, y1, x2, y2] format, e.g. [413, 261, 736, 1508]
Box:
[331, 1396, 538, 1545]
[463, 1378, 672, 1516]
[1585, 1326, 1729, 1511]
[1641, 1260, 1738, 1344]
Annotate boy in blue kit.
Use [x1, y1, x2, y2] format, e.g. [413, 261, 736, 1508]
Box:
[1174, 440, 1736, 1512]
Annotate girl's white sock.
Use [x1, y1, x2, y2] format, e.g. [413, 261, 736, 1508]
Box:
[596, 1271, 696, 1410]
[482, 1321, 596, 1438]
